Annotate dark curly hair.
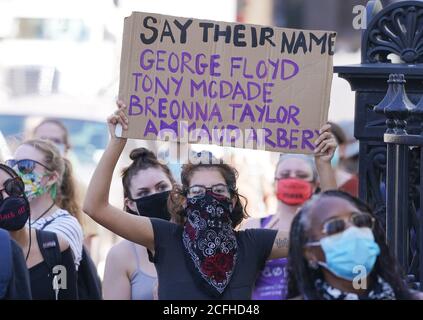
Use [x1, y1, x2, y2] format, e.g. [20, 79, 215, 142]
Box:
[167, 151, 249, 228]
[286, 190, 414, 300]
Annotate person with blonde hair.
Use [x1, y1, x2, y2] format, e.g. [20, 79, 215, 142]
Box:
[7, 139, 83, 268]
[31, 118, 99, 252]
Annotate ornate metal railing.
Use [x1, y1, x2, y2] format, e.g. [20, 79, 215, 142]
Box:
[374, 74, 423, 289]
[335, 1, 423, 290]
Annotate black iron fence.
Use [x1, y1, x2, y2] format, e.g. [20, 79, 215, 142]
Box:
[335, 0, 423, 290]
[374, 73, 423, 290]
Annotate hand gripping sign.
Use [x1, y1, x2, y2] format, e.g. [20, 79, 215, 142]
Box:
[117, 12, 336, 154]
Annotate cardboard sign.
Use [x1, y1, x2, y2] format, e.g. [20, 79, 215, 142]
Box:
[118, 12, 336, 153]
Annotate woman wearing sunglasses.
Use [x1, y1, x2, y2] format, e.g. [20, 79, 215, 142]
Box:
[7, 139, 83, 269]
[245, 147, 337, 300]
[83, 102, 336, 299]
[0, 163, 77, 299]
[32, 119, 98, 254]
[286, 190, 418, 300]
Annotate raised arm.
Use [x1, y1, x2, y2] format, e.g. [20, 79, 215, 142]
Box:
[267, 124, 337, 260]
[83, 102, 155, 252]
[314, 123, 338, 191]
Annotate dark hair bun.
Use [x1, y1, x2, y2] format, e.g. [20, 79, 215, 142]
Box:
[129, 147, 158, 162]
[191, 150, 218, 164]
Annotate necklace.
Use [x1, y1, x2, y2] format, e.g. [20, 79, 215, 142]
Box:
[30, 202, 55, 225]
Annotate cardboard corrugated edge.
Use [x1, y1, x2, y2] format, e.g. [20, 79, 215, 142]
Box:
[117, 13, 135, 138]
[320, 32, 337, 132]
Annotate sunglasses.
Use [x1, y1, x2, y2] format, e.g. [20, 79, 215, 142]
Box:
[321, 212, 375, 236]
[6, 159, 53, 174]
[0, 177, 25, 202]
[306, 212, 376, 247]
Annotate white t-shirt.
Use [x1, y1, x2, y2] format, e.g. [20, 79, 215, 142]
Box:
[30, 208, 84, 268]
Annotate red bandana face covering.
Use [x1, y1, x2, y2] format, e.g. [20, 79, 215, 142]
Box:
[182, 192, 238, 297]
[276, 178, 313, 206]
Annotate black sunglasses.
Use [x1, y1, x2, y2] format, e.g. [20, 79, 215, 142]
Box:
[306, 212, 376, 247]
[0, 177, 25, 202]
[322, 212, 376, 236]
[6, 159, 52, 174]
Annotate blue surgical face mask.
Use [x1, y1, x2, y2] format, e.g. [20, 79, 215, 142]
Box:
[312, 227, 381, 281]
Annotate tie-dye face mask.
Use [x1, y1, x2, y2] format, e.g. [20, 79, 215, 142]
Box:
[18, 171, 51, 201]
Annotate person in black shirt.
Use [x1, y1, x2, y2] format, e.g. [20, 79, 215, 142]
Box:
[0, 229, 32, 300]
[0, 163, 77, 300]
[83, 101, 337, 299]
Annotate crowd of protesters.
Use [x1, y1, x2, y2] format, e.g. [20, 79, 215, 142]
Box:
[0, 103, 421, 300]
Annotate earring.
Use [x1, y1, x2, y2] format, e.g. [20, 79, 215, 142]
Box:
[308, 260, 319, 270]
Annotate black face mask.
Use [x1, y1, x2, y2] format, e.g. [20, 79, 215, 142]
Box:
[131, 191, 171, 221]
[0, 196, 30, 231]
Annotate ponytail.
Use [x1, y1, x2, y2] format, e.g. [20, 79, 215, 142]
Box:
[57, 158, 82, 224]
[22, 139, 83, 224]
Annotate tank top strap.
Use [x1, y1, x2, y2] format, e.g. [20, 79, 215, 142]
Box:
[131, 243, 141, 270]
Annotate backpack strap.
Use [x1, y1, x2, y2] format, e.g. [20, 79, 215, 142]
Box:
[0, 229, 12, 299]
[76, 246, 102, 300]
[38, 214, 62, 269]
[35, 229, 62, 272]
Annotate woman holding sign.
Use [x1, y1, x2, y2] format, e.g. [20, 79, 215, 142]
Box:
[83, 101, 337, 299]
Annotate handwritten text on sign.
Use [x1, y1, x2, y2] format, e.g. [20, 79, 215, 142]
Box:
[118, 13, 335, 153]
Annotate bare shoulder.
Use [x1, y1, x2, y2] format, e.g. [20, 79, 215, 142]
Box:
[56, 234, 70, 252]
[106, 240, 136, 263]
[105, 239, 138, 277]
